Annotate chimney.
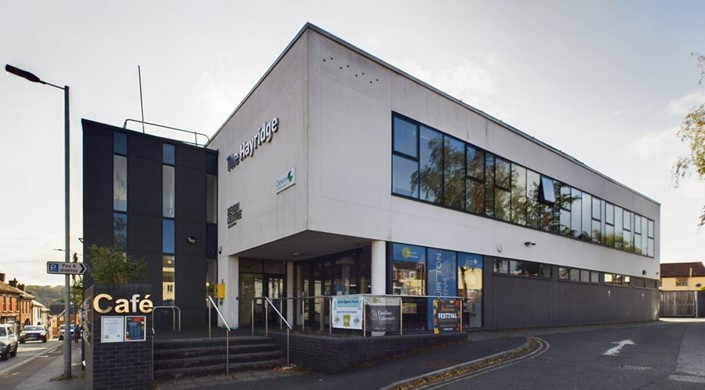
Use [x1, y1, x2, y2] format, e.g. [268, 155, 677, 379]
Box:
[18, 283, 25, 291]
[9, 278, 17, 288]
[0, 273, 5, 283]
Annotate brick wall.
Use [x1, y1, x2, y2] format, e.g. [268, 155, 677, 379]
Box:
[270, 331, 465, 374]
[85, 284, 153, 390]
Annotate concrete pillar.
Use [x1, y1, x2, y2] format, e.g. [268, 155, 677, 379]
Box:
[218, 255, 239, 329]
[371, 240, 386, 295]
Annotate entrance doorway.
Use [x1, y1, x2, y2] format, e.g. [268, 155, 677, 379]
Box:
[238, 259, 286, 327]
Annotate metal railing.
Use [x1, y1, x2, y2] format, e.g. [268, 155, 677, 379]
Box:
[250, 294, 467, 337]
[263, 297, 292, 367]
[151, 306, 181, 334]
[207, 296, 232, 375]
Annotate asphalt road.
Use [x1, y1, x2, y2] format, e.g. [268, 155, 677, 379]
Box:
[439, 320, 705, 390]
[0, 339, 63, 389]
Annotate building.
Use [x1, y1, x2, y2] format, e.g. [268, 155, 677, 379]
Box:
[660, 262, 705, 291]
[83, 24, 660, 332]
[659, 262, 705, 318]
[0, 274, 35, 328]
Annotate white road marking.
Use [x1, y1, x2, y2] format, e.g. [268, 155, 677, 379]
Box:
[669, 374, 705, 384]
[602, 339, 635, 356]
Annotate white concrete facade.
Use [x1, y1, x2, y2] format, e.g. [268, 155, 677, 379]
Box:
[208, 24, 660, 329]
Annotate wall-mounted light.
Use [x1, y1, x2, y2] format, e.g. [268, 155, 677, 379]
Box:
[642, 270, 647, 275]
[524, 241, 536, 247]
[187, 236, 197, 244]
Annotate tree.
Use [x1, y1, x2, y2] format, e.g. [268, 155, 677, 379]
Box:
[673, 53, 705, 226]
[89, 245, 147, 285]
[70, 277, 83, 308]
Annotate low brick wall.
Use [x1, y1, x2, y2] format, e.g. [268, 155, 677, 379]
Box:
[270, 331, 466, 374]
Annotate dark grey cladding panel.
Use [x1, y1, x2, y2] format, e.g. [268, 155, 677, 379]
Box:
[82, 119, 113, 151]
[175, 253, 206, 310]
[176, 144, 206, 170]
[128, 132, 162, 161]
[175, 220, 206, 257]
[127, 155, 161, 216]
[128, 214, 161, 254]
[128, 250, 164, 303]
[175, 166, 206, 223]
[83, 145, 113, 212]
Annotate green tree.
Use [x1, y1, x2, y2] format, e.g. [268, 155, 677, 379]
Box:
[70, 277, 83, 308]
[89, 245, 147, 285]
[673, 53, 705, 226]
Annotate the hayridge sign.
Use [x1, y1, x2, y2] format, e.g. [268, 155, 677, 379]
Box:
[227, 117, 279, 171]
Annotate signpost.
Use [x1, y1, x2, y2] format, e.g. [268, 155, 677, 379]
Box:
[47, 261, 87, 275]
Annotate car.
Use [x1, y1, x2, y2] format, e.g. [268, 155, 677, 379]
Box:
[0, 324, 18, 360]
[19, 325, 48, 343]
[58, 324, 75, 341]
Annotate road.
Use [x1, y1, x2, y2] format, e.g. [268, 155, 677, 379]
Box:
[438, 319, 705, 390]
[0, 339, 65, 389]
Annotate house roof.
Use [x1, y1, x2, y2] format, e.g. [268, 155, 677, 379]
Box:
[0, 282, 32, 298]
[661, 262, 705, 278]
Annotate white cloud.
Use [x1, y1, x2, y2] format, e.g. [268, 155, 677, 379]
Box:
[668, 90, 705, 116]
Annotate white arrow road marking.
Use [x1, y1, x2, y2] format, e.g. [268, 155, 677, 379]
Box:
[603, 339, 636, 356]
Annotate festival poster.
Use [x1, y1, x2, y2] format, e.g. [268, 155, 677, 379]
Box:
[433, 299, 461, 334]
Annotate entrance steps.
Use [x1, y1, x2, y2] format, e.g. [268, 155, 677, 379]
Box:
[153, 335, 283, 380]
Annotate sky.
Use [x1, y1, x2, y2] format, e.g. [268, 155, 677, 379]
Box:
[1, 1, 704, 286]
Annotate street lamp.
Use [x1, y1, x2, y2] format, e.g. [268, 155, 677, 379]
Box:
[6, 64, 72, 379]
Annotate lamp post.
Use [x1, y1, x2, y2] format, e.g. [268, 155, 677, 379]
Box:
[6, 64, 72, 379]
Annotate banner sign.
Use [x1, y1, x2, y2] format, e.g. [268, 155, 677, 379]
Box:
[433, 299, 461, 334]
[332, 296, 363, 330]
[391, 243, 426, 263]
[427, 248, 457, 329]
[125, 316, 146, 342]
[364, 296, 401, 332]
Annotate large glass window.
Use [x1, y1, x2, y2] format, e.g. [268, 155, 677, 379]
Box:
[443, 136, 465, 210]
[162, 255, 175, 305]
[114, 132, 127, 155]
[207, 174, 217, 224]
[466, 145, 485, 214]
[526, 170, 541, 229]
[113, 155, 127, 212]
[510, 164, 527, 225]
[494, 158, 511, 221]
[163, 144, 175, 165]
[393, 116, 418, 157]
[614, 207, 623, 249]
[163, 166, 175, 218]
[570, 189, 582, 239]
[163, 219, 175, 254]
[419, 126, 443, 203]
[559, 184, 571, 236]
[591, 197, 602, 243]
[391, 244, 426, 296]
[113, 213, 127, 250]
[392, 155, 419, 197]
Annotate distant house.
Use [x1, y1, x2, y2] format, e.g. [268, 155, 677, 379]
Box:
[660, 262, 705, 291]
[659, 262, 705, 318]
[0, 273, 36, 328]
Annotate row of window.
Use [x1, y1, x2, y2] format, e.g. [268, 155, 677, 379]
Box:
[391, 113, 655, 257]
[493, 259, 656, 288]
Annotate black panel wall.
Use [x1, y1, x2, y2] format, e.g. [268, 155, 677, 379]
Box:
[483, 258, 659, 330]
[82, 119, 217, 329]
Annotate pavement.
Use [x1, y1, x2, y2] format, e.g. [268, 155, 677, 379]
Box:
[16, 323, 657, 390]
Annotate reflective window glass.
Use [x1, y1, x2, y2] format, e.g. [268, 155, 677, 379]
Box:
[162, 255, 175, 305]
[392, 155, 419, 197]
[591, 272, 599, 284]
[207, 174, 217, 224]
[539, 264, 552, 278]
[525, 262, 540, 277]
[569, 269, 580, 282]
[605, 203, 615, 224]
[113, 155, 127, 212]
[592, 220, 601, 243]
[113, 213, 127, 250]
[511, 164, 527, 225]
[485, 154, 495, 216]
[648, 238, 654, 257]
[570, 189, 582, 238]
[466, 145, 485, 180]
[526, 170, 541, 229]
[539, 176, 556, 205]
[495, 158, 511, 190]
[393, 116, 418, 157]
[163, 219, 175, 254]
[495, 189, 511, 222]
[443, 136, 465, 209]
[592, 197, 601, 220]
[581, 193, 592, 240]
[580, 270, 590, 283]
[163, 166, 175, 218]
[114, 132, 127, 154]
[648, 220, 655, 238]
[419, 126, 443, 203]
[466, 178, 485, 214]
[614, 207, 623, 249]
[509, 260, 525, 276]
[163, 144, 175, 165]
[494, 259, 509, 274]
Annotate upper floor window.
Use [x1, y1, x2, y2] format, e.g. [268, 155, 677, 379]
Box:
[675, 277, 688, 287]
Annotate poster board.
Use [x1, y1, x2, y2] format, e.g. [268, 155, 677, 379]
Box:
[364, 296, 401, 332]
[125, 316, 146, 342]
[101, 316, 125, 343]
[332, 296, 363, 330]
[432, 299, 461, 334]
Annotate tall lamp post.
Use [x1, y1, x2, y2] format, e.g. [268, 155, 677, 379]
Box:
[5, 64, 72, 379]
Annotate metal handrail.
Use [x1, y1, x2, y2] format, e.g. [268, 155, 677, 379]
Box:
[207, 296, 231, 375]
[151, 306, 181, 334]
[122, 118, 211, 146]
[264, 296, 292, 368]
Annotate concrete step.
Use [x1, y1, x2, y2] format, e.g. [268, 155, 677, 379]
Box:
[154, 350, 282, 370]
[154, 359, 282, 381]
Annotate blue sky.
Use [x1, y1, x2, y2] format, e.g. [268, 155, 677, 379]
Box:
[1, 1, 704, 285]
